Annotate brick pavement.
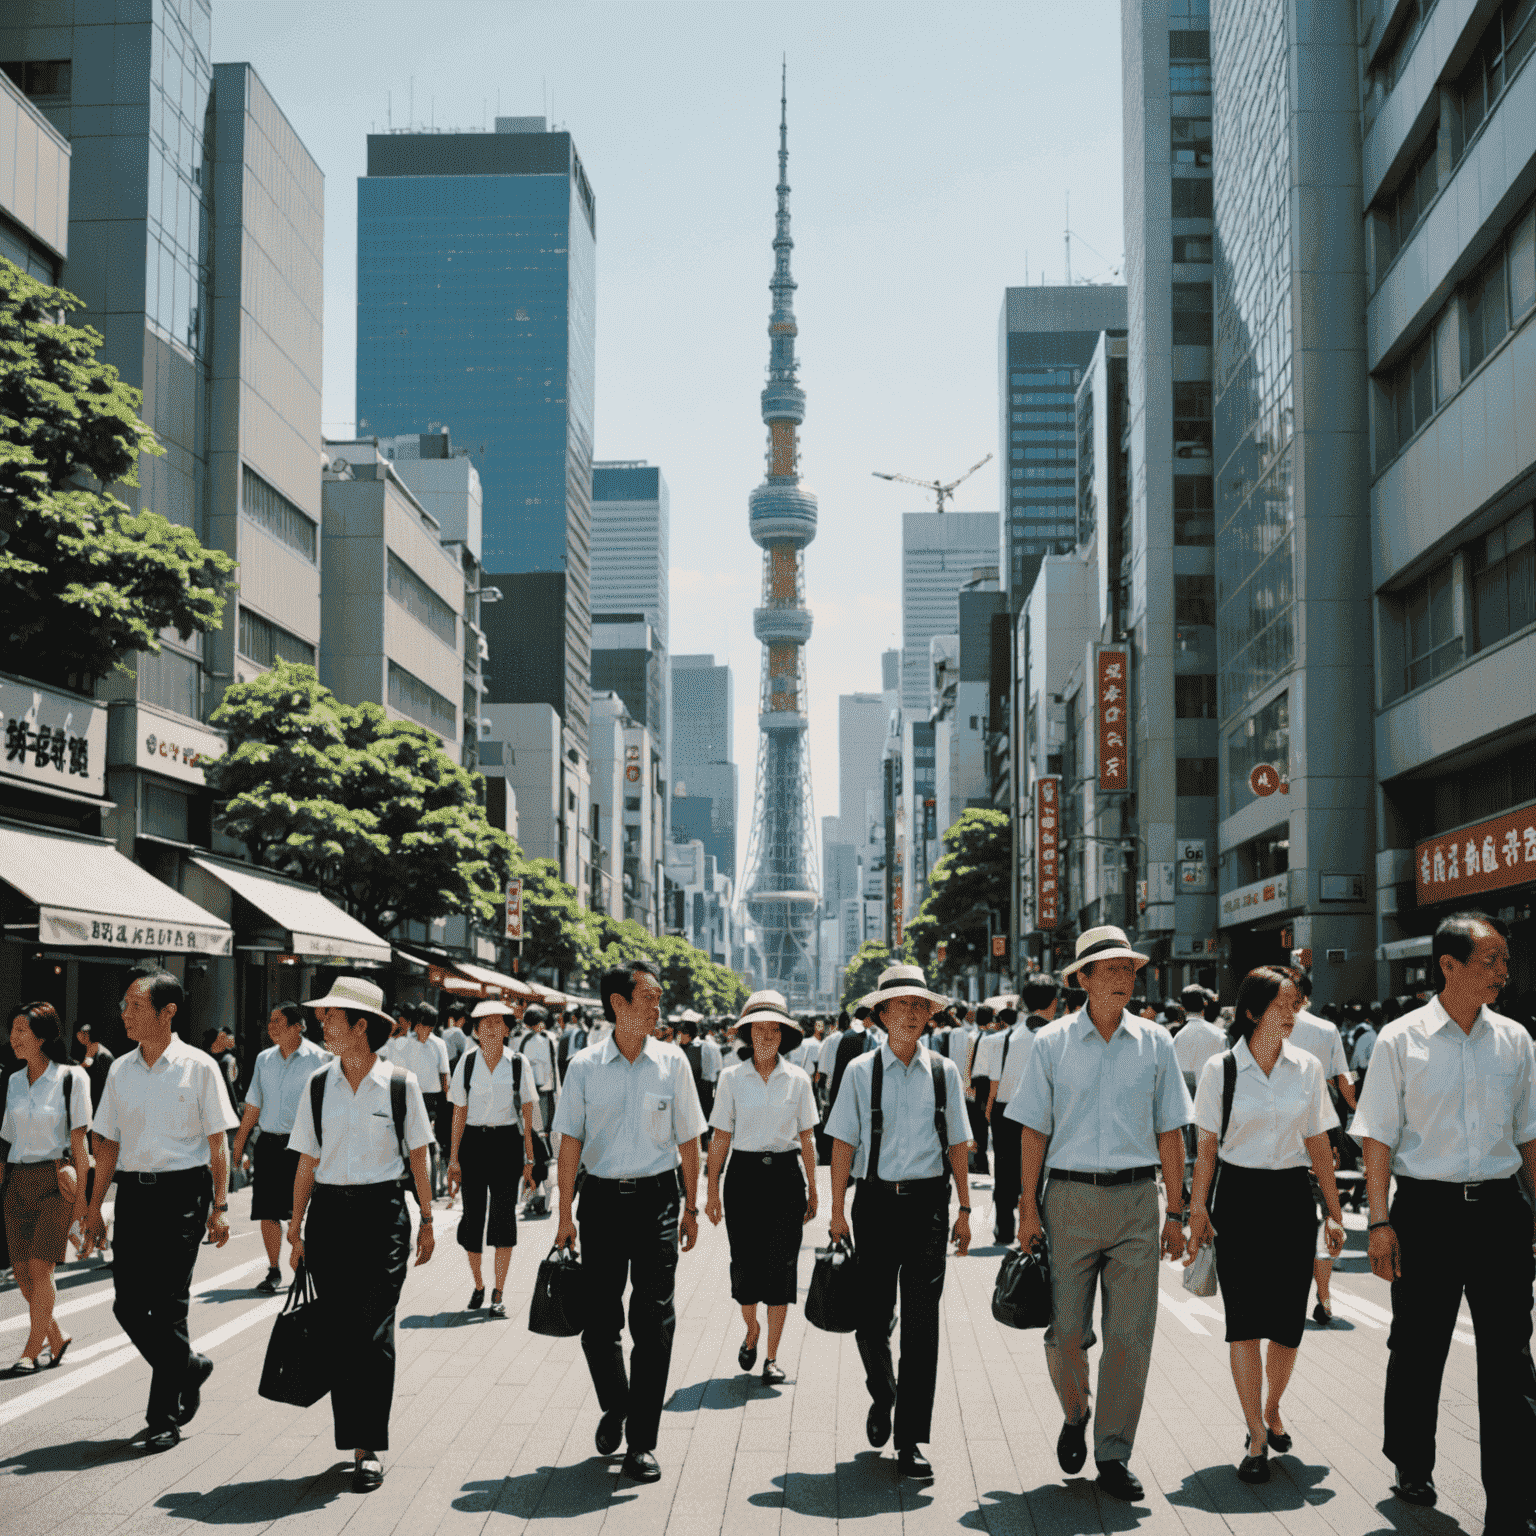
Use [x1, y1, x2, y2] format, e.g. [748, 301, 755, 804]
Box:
[0, 1171, 1501, 1536]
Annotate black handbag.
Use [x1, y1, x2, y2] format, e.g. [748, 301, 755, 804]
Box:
[528, 1244, 585, 1337]
[991, 1238, 1052, 1330]
[805, 1236, 860, 1333]
[257, 1261, 329, 1407]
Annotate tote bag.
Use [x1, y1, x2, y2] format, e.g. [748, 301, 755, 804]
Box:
[257, 1262, 329, 1408]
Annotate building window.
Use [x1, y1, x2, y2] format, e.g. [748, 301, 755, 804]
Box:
[242, 467, 317, 563]
[1471, 504, 1536, 652]
[1172, 282, 1213, 346]
[1226, 691, 1289, 815]
[1372, 130, 1438, 278]
[1174, 479, 1215, 546]
[1176, 757, 1218, 797]
[1171, 116, 1212, 167]
[1403, 558, 1464, 690]
[1174, 674, 1218, 718]
[136, 647, 200, 719]
[1174, 382, 1212, 455]
[387, 661, 456, 738]
[1456, 0, 1536, 156]
[387, 552, 457, 647]
[1463, 245, 1511, 376]
[1376, 331, 1436, 467]
[1176, 573, 1216, 625]
[0, 60, 71, 98]
[1363, 0, 1434, 128]
[238, 609, 316, 670]
[1171, 179, 1213, 218]
[1173, 234, 1212, 263]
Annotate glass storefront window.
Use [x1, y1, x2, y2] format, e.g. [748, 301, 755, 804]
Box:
[1226, 690, 1289, 817]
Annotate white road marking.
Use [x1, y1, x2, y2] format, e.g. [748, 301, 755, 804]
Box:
[1158, 1287, 1223, 1335]
[0, 1254, 267, 1335]
[1329, 1284, 1475, 1347]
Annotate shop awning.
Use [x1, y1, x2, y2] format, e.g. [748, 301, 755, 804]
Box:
[190, 855, 391, 965]
[0, 821, 232, 956]
[1377, 934, 1433, 961]
[401, 950, 534, 1000]
[455, 959, 536, 998]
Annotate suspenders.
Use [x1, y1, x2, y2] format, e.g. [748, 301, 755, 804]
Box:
[867, 1049, 951, 1185]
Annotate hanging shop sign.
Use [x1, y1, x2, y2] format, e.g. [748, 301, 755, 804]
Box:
[134, 705, 225, 786]
[1414, 803, 1536, 907]
[1095, 648, 1130, 792]
[0, 673, 107, 798]
[505, 878, 523, 941]
[1037, 776, 1061, 930]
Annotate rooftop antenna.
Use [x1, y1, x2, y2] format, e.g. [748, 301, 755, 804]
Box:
[871, 453, 993, 514]
[1065, 191, 1072, 285]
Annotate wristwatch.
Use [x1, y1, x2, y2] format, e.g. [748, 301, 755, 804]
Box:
[685, 1206, 699, 1216]
[958, 1205, 972, 1213]
[1164, 1211, 1186, 1224]
[211, 1203, 228, 1213]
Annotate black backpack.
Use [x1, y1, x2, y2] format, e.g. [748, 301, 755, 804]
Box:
[310, 1065, 410, 1185]
[828, 1027, 877, 1111]
[462, 1046, 521, 1098]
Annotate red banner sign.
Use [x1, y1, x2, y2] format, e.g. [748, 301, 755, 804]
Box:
[1415, 803, 1536, 906]
[1037, 776, 1061, 930]
[1096, 648, 1130, 792]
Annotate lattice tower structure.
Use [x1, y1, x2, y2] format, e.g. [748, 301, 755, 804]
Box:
[740, 72, 820, 1007]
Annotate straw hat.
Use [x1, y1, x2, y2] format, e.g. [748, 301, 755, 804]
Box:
[1060, 925, 1150, 982]
[470, 997, 519, 1019]
[733, 990, 803, 1055]
[860, 963, 948, 1014]
[303, 976, 394, 1021]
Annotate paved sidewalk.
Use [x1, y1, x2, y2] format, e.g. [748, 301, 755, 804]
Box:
[0, 1170, 1502, 1536]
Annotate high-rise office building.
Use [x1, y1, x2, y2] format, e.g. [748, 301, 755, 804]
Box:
[0, 62, 68, 282]
[671, 653, 736, 886]
[356, 116, 597, 754]
[999, 286, 1128, 601]
[901, 511, 998, 715]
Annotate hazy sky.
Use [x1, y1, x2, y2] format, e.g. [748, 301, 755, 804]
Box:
[217, 0, 1125, 870]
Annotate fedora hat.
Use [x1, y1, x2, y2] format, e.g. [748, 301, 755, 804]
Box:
[303, 975, 394, 1021]
[1060, 926, 1150, 982]
[733, 990, 803, 1055]
[860, 963, 948, 1014]
[470, 997, 519, 1019]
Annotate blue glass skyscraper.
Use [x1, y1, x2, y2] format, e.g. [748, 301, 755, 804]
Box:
[357, 119, 596, 749]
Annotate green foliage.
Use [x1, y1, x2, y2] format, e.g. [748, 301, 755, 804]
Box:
[906, 808, 1011, 989]
[516, 857, 600, 983]
[840, 939, 893, 1011]
[0, 259, 234, 688]
[587, 914, 747, 1015]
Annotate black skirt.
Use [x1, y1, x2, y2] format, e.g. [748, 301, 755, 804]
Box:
[724, 1151, 806, 1306]
[1213, 1162, 1317, 1347]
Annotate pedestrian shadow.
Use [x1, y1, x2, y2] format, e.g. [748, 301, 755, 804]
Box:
[964, 1479, 1153, 1534]
[664, 1375, 784, 1411]
[454, 1464, 636, 1517]
[400, 1311, 485, 1328]
[156, 1468, 349, 1523]
[1307, 1316, 1358, 1331]
[0, 1437, 141, 1475]
[0, 1261, 112, 1298]
[1165, 1457, 1336, 1515]
[196, 1288, 276, 1304]
[750, 1452, 927, 1518]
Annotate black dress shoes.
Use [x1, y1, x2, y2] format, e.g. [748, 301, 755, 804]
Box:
[761, 1360, 786, 1385]
[1095, 1460, 1145, 1502]
[621, 1450, 661, 1483]
[353, 1455, 384, 1492]
[738, 1335, 759, 1372]
[867, 1401, 892, 1448]
[594, 1410, 625, 1456]
[1237, 1450, 1270, 1484]
[1392, 1469, 1437, 1507]
[175, 1353, 214, 1426]
[897, 1446, 934, 1480]
[135, 1424, 181, 1453]
[1057, 1412, 1089, 1474]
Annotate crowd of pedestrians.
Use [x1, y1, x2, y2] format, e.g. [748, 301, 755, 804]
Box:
[1, 909, 1532, 1531]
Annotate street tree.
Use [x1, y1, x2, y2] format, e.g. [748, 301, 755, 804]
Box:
[841, 939, 893, 1010]
[0, 259, 234, 691]
[906, 807, 1010, 990]
[515, 857, 600, 984]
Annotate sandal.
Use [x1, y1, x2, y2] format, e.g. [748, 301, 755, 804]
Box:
[7, 1356, 38, 1376]
[44, 1338, 72, 1369]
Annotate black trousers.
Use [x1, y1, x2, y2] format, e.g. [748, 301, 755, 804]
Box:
[967, 1078, 990, 1174]
[853, 1178, 950, 1448]
[577, 1172, 681, 1453]
[991, 1103, 1021, 1242]
[112, 1168, 212, 1429]
[456, 1125, 522, 1252]
[725, 1152, 806, 1305]
[306, 1184, 411, 1452]
[1383, 1176, 1536, 1523]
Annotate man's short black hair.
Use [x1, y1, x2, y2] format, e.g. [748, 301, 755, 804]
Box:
[1163, 1003, 1186, 1026]
[1203, 995, 1223, 1023]
[1432, 910, 1502, 989]
[272, 1001, 304, 1028]
[445, 1000, 467, 1019]
[1288, 968, 1314, 1000]
[600, 959, 662, 1023]
[852, 1004, 871, 1020]
[1064, 986, 1086, 1009]
[351, 1009, 392, 1052]
[132, 968, 183, 1015]
[1180, 984, 1207, 1009]
[975, 1005, 996, 1027]
[1021, 975, 1058, 1012]
[523, 1004, 549, 1028]
[203, 1027, 231, 1049]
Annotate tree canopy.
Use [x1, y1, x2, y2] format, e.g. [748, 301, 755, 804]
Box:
[905, 808, 1010, 991]
[589, 914, 747, 1015]
[840, 939, 893, 1011]
[0, 259, 234, 690]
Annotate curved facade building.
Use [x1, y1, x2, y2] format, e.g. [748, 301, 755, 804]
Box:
[740, 75, 820, 1005]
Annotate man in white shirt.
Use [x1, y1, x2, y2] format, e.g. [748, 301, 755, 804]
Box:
[1173, 990, 1228, 1162]
[987, 979, 1058, 1244]
[83, 970, 237, 1453]
[1352, 912, 1536, 1534]
[553, 960, 707, 1484]
[384, 1005, 451, 1198]
[1011, 928, 1191, 1503]
[230, 1002, 328, 1293]
[518, 1007, 558, 1215]
[440, 1003, 468, 1072]
[1351, 1021, 1377, 1077]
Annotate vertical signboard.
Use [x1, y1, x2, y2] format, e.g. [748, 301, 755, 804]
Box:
[1096, 647, 1130, 792]
[1037, 776, 1061, 930]
[505, 878, 523, 941]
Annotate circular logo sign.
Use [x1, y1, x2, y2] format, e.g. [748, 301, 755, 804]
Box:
[1249, 763, 1281, 798]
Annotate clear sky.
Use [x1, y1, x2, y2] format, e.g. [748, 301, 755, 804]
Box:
[216, 0, 1124, 872]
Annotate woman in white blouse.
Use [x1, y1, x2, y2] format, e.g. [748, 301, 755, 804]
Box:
[704, 991, 819, 1385]
[1186, 967, 1347, 1485]
[1, 1001, 91, 1373]
[446, 1000, 538, 1317]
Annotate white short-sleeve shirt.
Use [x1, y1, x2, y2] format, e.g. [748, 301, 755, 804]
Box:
[3, 1061, 92, 1162]
[824, 1044, 971, 1181]
[973, 1030, 1007, 1080]
[709, 1058, 818, 1152]
[382, 1032, 450, 1094]
[1173, 1018, 1228, 1082]
[92, 1036, 238, 1172]
[995, 1021, 1042, 1104]
[287, 1058, 434, 1185]
[1195, 1038, 1338, 1169]
[449, 1047, 539, 1127]
[1290, 1011, 1350, 1080]
[245, 1037, 329, 1135]
[520, 1031, 556, 1088]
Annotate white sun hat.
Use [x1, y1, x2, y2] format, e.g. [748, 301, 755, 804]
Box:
[732, 990, 804, 1054]
[303, 976, 394, 1020]
[1060, 925, 1151, 982]
[859, 963, 948, 1013]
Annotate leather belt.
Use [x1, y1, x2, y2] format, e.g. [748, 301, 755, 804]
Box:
[119, 1167, 209, 1185]
[1048, 1165, 1157, 1187]
[865, 1175, 947, 1195]
[313, 1180, 405, 1197]
[587, 1170, 679, 1195]
[740, 1150, 800, 1166]
[1396, 1174, 1518, 1203]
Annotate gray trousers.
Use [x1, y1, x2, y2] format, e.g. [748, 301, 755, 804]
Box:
[1042, 1178, 1160, 1463]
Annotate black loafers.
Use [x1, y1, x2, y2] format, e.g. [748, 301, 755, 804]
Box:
[621, 1450, 661, 1483]
[255, 1268, 283, 1295]
[1238, 1451, 1270, 1484]
[354, 1455, 384, 1492]
[175, 1353, 214, 1426]
[1266, 1427, 1292, 1453]
[595, 1410, 625, 1456]
[867, 1401, 892, 1448]
[1095, 1460, 1145, 1502]
[468, 1288, 485, 1311]
[1392, 1469, 1437, 1507]
[1057, 1412, 1090, 1474]
[897, 1447, 934, 1480]
[738, 1335, 759, 1372]
[135, 1423, 181, 1453]
[761, 1360, 786, 1385]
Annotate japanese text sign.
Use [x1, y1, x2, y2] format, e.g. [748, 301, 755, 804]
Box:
[0, 674, 107, 798]
[1037, 776, 1061, 930]
[1096, 648, 1130, 793]
[505, 878, 524, 941]
[1414, 804, 1536, 907]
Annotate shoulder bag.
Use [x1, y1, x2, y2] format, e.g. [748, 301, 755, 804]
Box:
[258, 1260, 329, 1406]
[1182, 1050, 1237, 1297]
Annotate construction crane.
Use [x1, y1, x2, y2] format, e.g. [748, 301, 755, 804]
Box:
[871, 452, 993, 514]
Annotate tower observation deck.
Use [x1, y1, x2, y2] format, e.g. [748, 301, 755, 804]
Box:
[739, 69, 820, 1006]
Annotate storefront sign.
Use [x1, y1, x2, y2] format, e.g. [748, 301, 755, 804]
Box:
[1096, 648, 1130, 792]
[1415, 802, 1536, 906]
[136, 708, 225, 786]
[1037, 776, 1061, 929]
[505, 878, 523, 941]
[1219, 872, 1296, 928]
[0, 674, 106, 798]
[40, 909, 231, 955]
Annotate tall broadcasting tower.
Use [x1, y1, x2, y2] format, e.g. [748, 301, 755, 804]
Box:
[740, 69, 820, 1005]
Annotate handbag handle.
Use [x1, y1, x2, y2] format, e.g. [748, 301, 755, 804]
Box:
[544, 1243, 578, 1268]
[282, 1260, 316, 1312]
